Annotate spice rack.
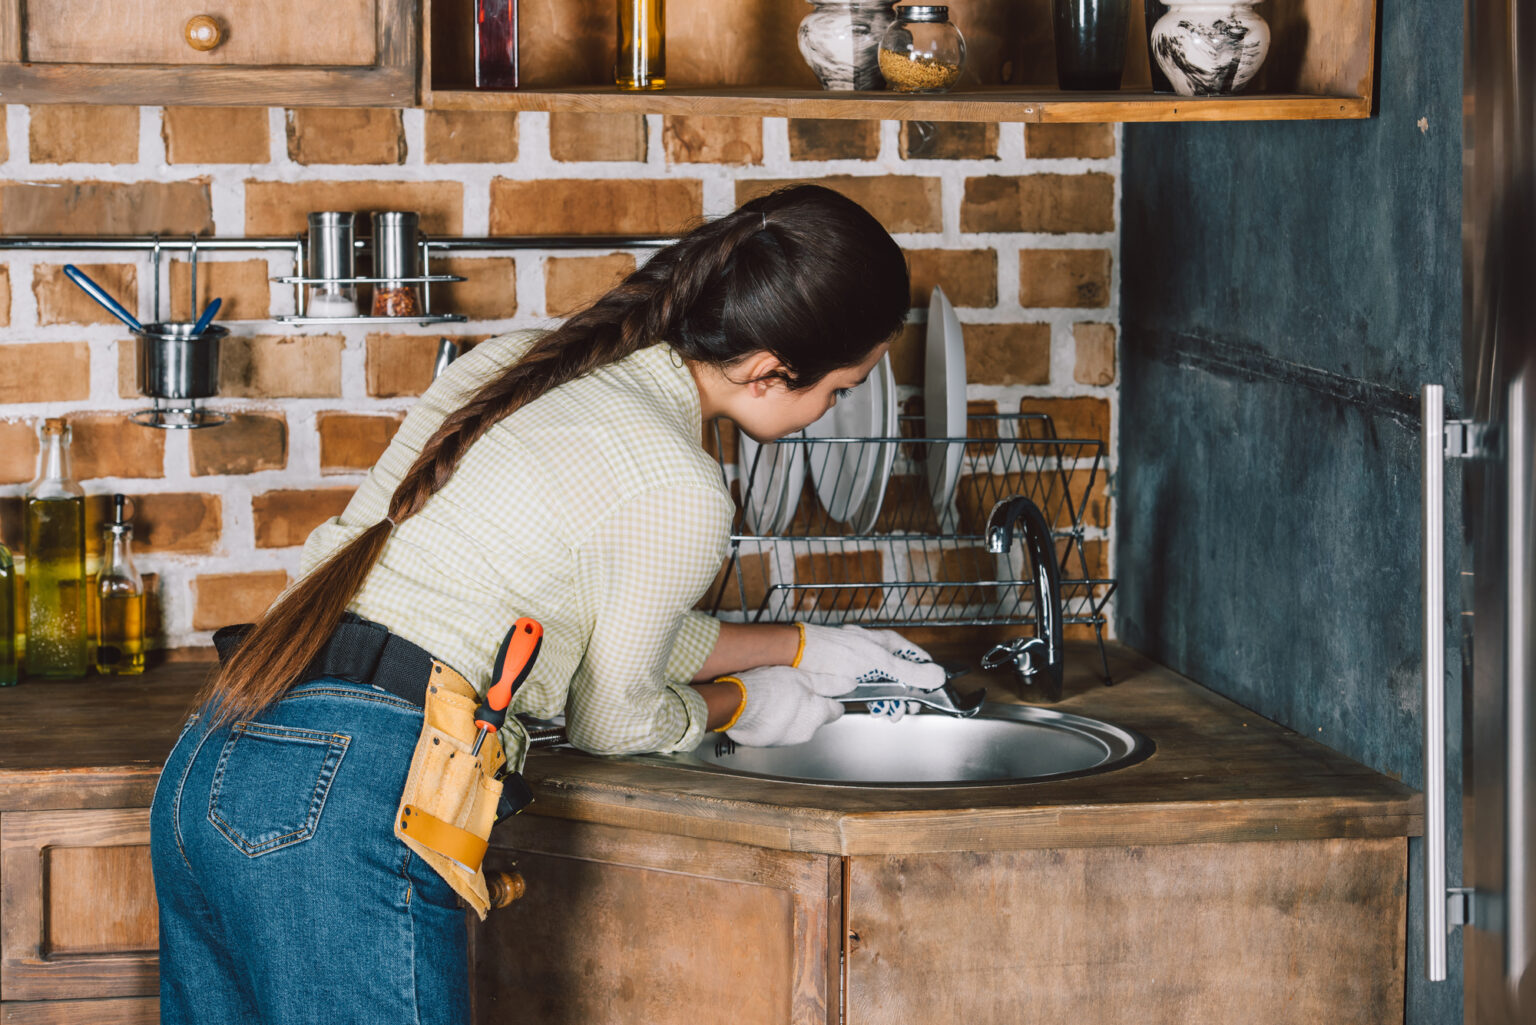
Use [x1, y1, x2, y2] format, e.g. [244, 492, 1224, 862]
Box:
[0, 232, 674, 327]
[707, 412, 1116, 682]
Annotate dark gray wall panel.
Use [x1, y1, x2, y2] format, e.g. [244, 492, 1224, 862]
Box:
[1119, 2, 1463, 1022]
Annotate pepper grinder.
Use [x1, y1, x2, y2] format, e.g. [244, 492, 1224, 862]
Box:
[371, 212, 422, 317]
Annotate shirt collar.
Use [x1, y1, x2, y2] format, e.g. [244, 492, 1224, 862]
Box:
[637, 342, 703, 440]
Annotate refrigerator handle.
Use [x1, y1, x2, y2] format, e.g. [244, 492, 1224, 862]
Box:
[1423, 384, 1450, 982]
[1508, 371, 1529, 983]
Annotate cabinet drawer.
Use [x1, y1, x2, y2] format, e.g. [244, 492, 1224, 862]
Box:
[0, 809, 158, 1003]
[25, 0, 378, 67]
[0, 0, 416, 106]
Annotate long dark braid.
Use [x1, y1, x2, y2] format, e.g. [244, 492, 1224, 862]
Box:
[201, 185, 908, 723]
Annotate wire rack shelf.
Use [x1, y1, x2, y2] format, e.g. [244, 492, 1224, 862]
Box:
[706, 412, 1116, 680]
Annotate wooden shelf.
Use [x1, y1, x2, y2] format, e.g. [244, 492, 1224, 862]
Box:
[427, 85, 1369, 123]
[427, 0, 1377, 125]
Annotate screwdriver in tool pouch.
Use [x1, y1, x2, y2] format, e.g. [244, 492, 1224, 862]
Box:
[471, 617, 543, 757]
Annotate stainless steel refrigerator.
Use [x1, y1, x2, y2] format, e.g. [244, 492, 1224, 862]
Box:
[1421, 0, 1536, 1019]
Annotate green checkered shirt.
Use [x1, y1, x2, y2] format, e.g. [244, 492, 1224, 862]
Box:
[300, 330, 733, 772]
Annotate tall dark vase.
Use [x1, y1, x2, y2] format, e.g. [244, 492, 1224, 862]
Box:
[1144, 0, 1172, 92]
[1052, 0, 1131, 90]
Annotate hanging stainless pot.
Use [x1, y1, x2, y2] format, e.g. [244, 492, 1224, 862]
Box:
[135, 321, 226, 400]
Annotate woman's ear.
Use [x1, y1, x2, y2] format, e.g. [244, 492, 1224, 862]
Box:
[734, 351, 790, 397]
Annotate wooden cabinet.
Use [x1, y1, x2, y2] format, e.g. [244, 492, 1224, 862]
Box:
[0, 0, 417, 106]
[472, 817, 839, 1025]
[0, 808, 159, 1020]
[426, 0, 1378, 123]
[0, 658, 1419, 1023]
[475, 820, 1408, 1025]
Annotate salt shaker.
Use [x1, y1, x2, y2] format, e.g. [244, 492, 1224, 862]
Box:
[306, 212, 359, 318]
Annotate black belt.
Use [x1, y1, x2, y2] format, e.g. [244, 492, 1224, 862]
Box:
[212, 613, 437, 708]
[211, 613, 534, 817]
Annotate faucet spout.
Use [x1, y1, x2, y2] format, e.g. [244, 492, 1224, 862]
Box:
[985, 495, 1037, 553]
[982, 494, 1066, 701]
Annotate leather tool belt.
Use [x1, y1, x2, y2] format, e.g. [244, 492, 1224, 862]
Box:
[212, 614, 533, 919]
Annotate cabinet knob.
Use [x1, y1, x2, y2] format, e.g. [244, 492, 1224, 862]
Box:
[184, 15, 223, 52]
[487, 870, 527, 908]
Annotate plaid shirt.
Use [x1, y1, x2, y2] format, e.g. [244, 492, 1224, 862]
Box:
[300, 331, 732, 771]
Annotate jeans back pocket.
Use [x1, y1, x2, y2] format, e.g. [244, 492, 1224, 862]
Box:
[208, 722, 351, 857]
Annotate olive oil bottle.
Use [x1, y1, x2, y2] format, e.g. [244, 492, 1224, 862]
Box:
[97, 494, 145, 676]
[24, 419, 87, 679]
[616, 0, 665, 90]
[0, 536, 17, 686]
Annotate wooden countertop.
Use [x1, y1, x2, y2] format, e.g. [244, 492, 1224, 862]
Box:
[0, 641, 1422, 856]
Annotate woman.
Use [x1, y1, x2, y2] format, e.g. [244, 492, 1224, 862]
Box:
[149, 184, 944, 1024]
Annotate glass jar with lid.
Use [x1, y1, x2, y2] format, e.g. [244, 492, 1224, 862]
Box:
[878, 6, 965, 94]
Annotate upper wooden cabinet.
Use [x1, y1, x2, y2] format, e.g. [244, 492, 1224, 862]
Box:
[427, 0, 1378, 123]
[0, 0, 418, 106]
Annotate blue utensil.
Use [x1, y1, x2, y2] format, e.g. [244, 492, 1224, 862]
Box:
[191, 297, 222, 335]
[62, 264, 142, 332]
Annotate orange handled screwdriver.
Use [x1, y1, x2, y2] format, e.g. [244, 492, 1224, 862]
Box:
[471, 617, 543, 758]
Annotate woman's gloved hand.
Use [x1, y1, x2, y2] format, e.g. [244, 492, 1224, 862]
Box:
[792, 623, 946, 692]
[716, 666, 846, 747]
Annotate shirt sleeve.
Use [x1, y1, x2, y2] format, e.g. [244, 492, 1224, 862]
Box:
[664, 610, 722, 684]
[564, 484, 732, 756]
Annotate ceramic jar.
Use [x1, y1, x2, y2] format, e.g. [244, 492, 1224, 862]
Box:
[1149, 1, 1269, 96]
[799, 0, 897, 91]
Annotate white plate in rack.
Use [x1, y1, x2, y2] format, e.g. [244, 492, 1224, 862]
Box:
[772, 435, 807, 534]
[806, 353, 893, 525]
[852, 354, 898, 535]
[738, 432, 803, 535]
[925, 286, 967, 529]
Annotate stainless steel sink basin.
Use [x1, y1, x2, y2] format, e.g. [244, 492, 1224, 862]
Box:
[638, 703, 1154, 787]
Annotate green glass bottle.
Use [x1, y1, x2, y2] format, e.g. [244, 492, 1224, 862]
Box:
[96, 494, 146, 676]
[24, 418, 87, 679]
[0, 537, 17, 686]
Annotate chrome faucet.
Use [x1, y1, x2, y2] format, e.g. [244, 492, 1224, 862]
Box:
[983, 495, 1065, 701]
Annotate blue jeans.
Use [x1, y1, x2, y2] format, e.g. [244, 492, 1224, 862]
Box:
[149, 678, 472, 1024]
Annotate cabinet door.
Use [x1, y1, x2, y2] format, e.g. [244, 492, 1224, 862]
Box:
[0, 808, 158, 1002]
[0, 0, 416, 106]
[846, 837, 1407, 1025]
[472, 816, 839, 1025]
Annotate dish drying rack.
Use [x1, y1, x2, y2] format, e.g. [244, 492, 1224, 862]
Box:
[706, 412, 1117, 684]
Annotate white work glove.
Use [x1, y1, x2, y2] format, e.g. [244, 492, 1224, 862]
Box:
[792, 623, 946, 692]
[716, 666, 845, 747]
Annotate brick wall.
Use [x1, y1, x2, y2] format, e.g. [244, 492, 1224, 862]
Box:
[0, 104, 1120, 654]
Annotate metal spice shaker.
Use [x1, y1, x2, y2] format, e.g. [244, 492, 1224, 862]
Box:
[371, 211, 422, 317]
[306, 211, 359, 317]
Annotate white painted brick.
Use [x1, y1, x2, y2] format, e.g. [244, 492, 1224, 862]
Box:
[0, 102, 1123, 648]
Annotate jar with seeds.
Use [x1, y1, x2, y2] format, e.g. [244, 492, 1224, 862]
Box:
[877, 5, 965, 93]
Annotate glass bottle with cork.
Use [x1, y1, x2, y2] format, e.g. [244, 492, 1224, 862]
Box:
[96, 494, 145, 676]
[24, 418, 87, 678]
[0, 529, 16, 686]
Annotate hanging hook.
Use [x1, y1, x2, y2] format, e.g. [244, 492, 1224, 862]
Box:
[150, 235, 162, 324]
[187, 233, 200, 322]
